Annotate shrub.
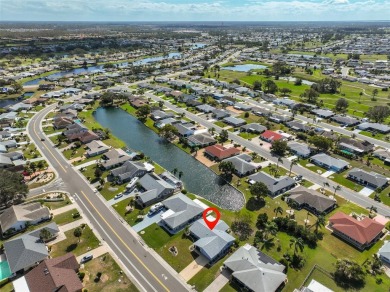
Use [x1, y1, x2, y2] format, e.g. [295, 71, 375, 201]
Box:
[182, 189, 187, 194]
[73, 212, 80, 219]
[78, 272, 85, 281]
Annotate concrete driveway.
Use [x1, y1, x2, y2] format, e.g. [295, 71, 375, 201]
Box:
[359, 187, 375, 197]
[321, 170, 335, 178]
[132, 208, 165, 233]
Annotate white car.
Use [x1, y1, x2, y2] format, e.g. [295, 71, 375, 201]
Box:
[148, 202, 164, 215]
[93, 188, 98, 193]
[114, 193, 123, 200]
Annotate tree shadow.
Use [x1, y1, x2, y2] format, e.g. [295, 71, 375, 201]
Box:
[246, 197, 265, 211]
[66, 243, 77, 252]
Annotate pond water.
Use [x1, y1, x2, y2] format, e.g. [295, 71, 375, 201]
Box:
[222, 64, 268, 72]
[279, 76, 315, 86]
[0, 92, 34, 108]
[191, 43, 206, 49]
[93, 107, 245, 211]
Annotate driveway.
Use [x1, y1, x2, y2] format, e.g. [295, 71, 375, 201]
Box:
[179, 254, 209, 281]
[321, 170, 335, 178]
[108, 189, 137, 206]
[359, 187, 375, 197]
[132, 208, 165, 233]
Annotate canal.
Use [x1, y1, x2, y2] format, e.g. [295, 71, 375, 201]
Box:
[93, 107, 245, 211]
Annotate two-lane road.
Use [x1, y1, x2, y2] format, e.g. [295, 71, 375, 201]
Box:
[27, 104, 190, 292]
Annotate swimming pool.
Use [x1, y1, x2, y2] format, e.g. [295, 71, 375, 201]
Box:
[0, 260, 11, 280]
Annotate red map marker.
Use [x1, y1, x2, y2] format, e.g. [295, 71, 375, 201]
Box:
[202, 207, 221, 230]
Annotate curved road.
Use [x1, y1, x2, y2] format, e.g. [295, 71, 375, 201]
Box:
[27, 104, 190, 292]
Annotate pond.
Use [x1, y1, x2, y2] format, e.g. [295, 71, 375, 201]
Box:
[93, 107, 245, 211]
[279, 76, 315, 86]
[222, 64, 268, 72]
[0, 92, 34, 108]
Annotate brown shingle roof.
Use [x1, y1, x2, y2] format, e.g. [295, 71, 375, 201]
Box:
[205, 144, 240, 160]
[25, 253, 83, 292]
[329, 212, 384, 245]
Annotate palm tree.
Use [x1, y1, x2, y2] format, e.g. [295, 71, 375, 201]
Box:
[289, 237, 304, 256]
[368, 205, 377, 214]
[304, 211, 312, 229]
[264, 222, 278, 240]
[172, 168, 178, 175]
[74, 227, 82, 243]
[276, 157, 283, 169]
[314, 215, 326, 233]
[289, 159, 298, 176]
[333, 185, 341, 196]
[193, 147, 199, 156]
[269, 164, 277, 177]
[178, 171, 183, 179]
[274, 206, 283, 217]
[209, 127, 216, 135]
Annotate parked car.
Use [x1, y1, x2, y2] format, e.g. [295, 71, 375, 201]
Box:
[114, 193, 123, 200]
[148, 202, 164, 215]
[80, 254, 93, 263]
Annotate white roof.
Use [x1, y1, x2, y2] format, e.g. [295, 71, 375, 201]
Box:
[306, 279, 334, 292]
[160, 209, 175, 220]
[13, 276, 30, 292]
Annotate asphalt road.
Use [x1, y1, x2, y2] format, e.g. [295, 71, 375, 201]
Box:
[27, 104, 190, 292]
[145, 92, 390, 217]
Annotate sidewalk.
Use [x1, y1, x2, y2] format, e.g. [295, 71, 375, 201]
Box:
[75, 160, 97, 170]
[51, 204, 78, 216]
[59, 218, 86, 232]
[179, 254, 209, 281]
[47, 132, 62, 137]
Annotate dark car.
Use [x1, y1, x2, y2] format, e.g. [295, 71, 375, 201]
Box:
[40, 137, 45, 141]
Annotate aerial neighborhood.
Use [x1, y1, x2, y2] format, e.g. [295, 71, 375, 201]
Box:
[0, 21, 390, 292]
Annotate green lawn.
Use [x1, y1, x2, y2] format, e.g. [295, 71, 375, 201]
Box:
[330, 172, 364, 192]
[43, 126, 61, 135]
[81, 253, 138, 292]
[23, 143, 41, 159]
[238, 132, 259, 140]
[140, 224, 197, 272]
[53, 208, 82, 226]
[50, 225, 100, 258]
[27, 193, 72, 210]
[112, 198, 148, 226]
[99, 182, 127, 201]
[63, 147, 86, 160]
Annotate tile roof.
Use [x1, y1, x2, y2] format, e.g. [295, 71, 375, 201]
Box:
[205, 144, 240, 160]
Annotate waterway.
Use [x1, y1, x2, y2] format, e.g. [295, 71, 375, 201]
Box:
[222, 64, 268, 72]
[23, 52, 182, 86]
[93, 107, 245, 211]
[0, 92, 34, 108]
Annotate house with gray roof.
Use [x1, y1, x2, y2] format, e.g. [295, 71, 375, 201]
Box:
[85, 140, 110, 157]
[331, 115, 360, 127]
[212, 109, 231, 120]
[311, 109, 334, 119]
[234, 103, 252, 111]
[252, 107, 271, 117]
[187, 132, 216, 148]
[196, 104, 216, 113]
[190, 219, 235, 265]
[338, 137, 374, 155]
[150, 110, 174, 121]
[373, 148, 390, 162]
[4, 223, 59, 274]
[347, 168, 388, 190]
[286, 121, 312, 132]
[358, 122, 390, 134]
[248, 172, 296, 197]
[0, 203, 51, 237]
[310, 153, 350, 172]
[173, 123, 195, 137]
[288, 141, 311, 158]
[0, 139, 17, 149]
[155, 117, 179, 129]
[100, 148, 132, 170]
[288, 186, 336, 215]
[224, 154, 259, 177]
[160, 193, 204, 234]
[378, 241, 390, 265]
[223, 243, 287, 292]
[136, 173, 175, 208]
[110, 161, 148, 184]
[223, 116, 246, 127]
[240, 123, 267, 134]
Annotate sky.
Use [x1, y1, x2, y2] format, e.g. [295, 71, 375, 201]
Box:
[0, 0, 389, 22]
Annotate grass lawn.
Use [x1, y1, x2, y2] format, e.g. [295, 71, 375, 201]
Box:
[370, 185, 390, 207]
[73, 154, 102, 166]
[27, 193, 73, 210]
[302, 267, 343, 292]
[330, 172, 364, 192]
[214, 121, 227, 128]
[23, 143, 41, 159]
[43, 126, 61, 135]
[63, 147, 86, 160]
[298, 159, 325, 175]
[81, 253, 138, 292]
[238, 132, 258, 140]
[99, 182, 127, 201]
[140, 224, 197, 272]
[50, 225, 100, 258]
[112, 198, 148, 226]
[53, 208, 82, 226]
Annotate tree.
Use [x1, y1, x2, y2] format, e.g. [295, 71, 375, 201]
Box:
[335, 98, 349, 113]
[372, 88, 379, 100]
[279, 87, 292, 95]
[100, 92, 115, 106]
[263, 222, 278, 240]
[253, 80, 262, 91]
[74, 227, 82, 243]
[172, 168, 178, 175]
[178, 171, 183, 179]
[294, 78, 303, 86]
[302, 88, 319, 104]
[219, 129, 229, 144]
[94, 167, 103, 178]
[158, 100, 164, 109]
[39, 228, 52, 242]
[159, 124, 178, 141]
[263, 80, 278, 94]
[256, 213, 268, 229]
[314, 215, 325, 233]
[276, 157, 283, 169]
[333, 185, 341, 196]
[250, 181, 269, 201]
[366, 106, 390, 123]
[0, 169, 28, 206]
[218, 161, 235, 177]
[289, 237, 304, 255]
[270, 140, 288, 156]
[311, 78, 341, 94]
[135, 105, 151, 122]
[334, 259, 366, 288]
[309, 136, 333, 152]
[274, 206, 283, 217]
[289, 159, 298, 176]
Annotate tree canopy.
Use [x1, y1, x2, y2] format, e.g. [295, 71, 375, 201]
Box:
[270, 140, 288, 156]
[218, 161, 235, 177]
[335, 98, 349, 113]
[366, 106, 390, 123]
[0, 170, 28, 206]
[135, 105, 151, 122]
[309, 136, 333, 152]
[250, 181, 269, 200]
[159, 124, 178, 141]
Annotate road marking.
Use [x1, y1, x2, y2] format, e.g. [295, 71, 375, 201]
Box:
[79, 191, 170, 292]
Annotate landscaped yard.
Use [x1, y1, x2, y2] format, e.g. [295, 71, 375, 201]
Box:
[27, 193, 72, 210]
[53, 208, 82, 226]
[112, 198, 148, 226]
[140, 223, 197, 272]
[50, 225, 100, 258]
[81, 253, 138, 292]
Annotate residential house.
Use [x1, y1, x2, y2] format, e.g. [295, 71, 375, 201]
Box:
[129, 96, 148, 108]
[204, 144, 240, 161]
[252, 107, 270, 117]
[331, 115, 360, 127]
[286, 121, 312, 132]
[0, 140, 17, 150]
[85, 140, 110, 157]
[347, 168, 388, 190]
[373, 148, 390, 162]
[189, 219, 235, 265]
[223, 243, 287, 292]
[378, 241, 390, 264]
[233, 103, 252, 111]
[248, 172, 296, 197]
[155, 117, 179, 128]
[269, 114, 292, 124]
[0, 151, 24, 170]
[260, 130, 285, 143]
[21, 253, 83, 292]
[173, 123, 195, 138]
[328, 212, 385, 250]
[311, 109, 335, 119]
[223, 117, 246, 127]
[310, 153, 350, 172]
[150, 110, 174, 121]
[0, 203, 51, 237]
[196, 104, 216, 113]
[212, 109, 231, 120]
[273, 98, 296, 109]
[4, 223, 59, 274]
[110, 161, 148, 184]
[187, 132, 216, 148]
[135, 173, 175, 207]
[53, 117, 74, 129]
[288, 186, 336, 215]
[0, 130, 11, 140]
[100, 149, 132, 170]
[240, 123, 267, 134]
[358, 122, 390, 134]
[288, 141, 311, 158]
[296, 280, 334, 292]
[338, 137, 374, 155]
[224, 154, 259, 177]
[160, 193, 204, 234]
